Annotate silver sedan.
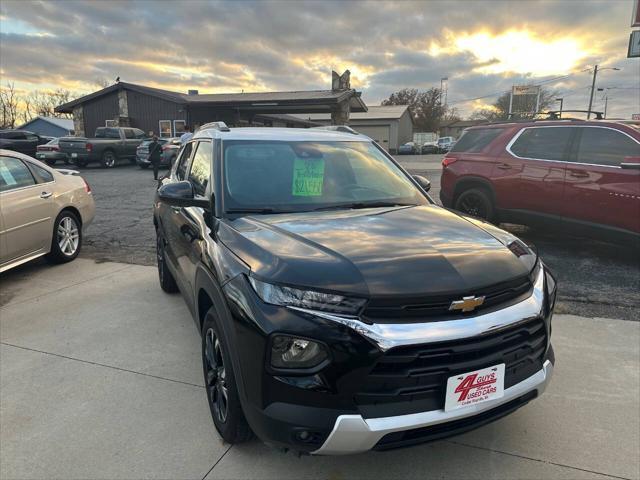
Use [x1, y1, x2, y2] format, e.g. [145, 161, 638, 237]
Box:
[0, 149, 95, 272]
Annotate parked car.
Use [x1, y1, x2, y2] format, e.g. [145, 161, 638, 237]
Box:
[0, 129, 50, 156]
[153, 123, 556, 455]
[136, 137, 181, 169]
[0, 149, 95, 272]
[440, 120, 640, 240]
[398, 141, 418, 154]
[35, 138, 70, 166]
[58, 127, 147, 168]
[437, 136, 455, 153]
[421, 141, 439, 154]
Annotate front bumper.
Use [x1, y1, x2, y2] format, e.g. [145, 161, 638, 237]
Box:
[313, 359, 553, 454]
[222, 263, 555, 454]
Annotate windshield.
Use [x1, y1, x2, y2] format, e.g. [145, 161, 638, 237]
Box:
[222, 140, 428, 214]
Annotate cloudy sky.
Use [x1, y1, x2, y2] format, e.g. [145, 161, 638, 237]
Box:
[1, 0, 638, 118]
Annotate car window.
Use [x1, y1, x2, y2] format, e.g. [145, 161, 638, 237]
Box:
[25, 133, 39, 141]
[175, 142, 194, 180]
[0, 131, 26, 140]
[574, 127, 640, 166]
[188, 141, 212, 197]
[510, 127, 574, 161]
[0, 156, 36, 192]
[451, 128, 505, 153]
[95, 127, 121, 139]
[133, 128, 146, 139]
[124, 129, 135, 139]
[28, 162, 54, 183]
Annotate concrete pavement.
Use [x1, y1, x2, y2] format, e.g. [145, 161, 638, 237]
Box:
[1, 259, 638, 479]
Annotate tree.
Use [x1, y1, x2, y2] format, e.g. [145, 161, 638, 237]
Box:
[24, 89, 76, 119]
[0, 82, 20, 129]
[470, 86, 557, 121]
[382, 87, 456, 132]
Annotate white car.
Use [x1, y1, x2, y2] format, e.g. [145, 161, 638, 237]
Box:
[0, 149, 95, 272]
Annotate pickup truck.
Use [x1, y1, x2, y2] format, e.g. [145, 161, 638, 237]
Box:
[58, 127, 148, 168]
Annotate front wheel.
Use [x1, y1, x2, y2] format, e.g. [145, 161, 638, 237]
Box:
[202, 309, 253, 444]
[101, 150, 117, 168]
[46, 211, 82, 263]
[454, 188, 495, 221]
[139, 164, 149, 170]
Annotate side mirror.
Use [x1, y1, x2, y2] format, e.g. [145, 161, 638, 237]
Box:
[157, 180, 210, 209]
[413, 175, 431, 192]
[621, 156, 640, 170]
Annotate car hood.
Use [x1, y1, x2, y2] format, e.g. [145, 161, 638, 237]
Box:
[218, 205, 532, 297]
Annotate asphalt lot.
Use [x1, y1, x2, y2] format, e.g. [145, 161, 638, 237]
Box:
[1, 259, 638, 479]
[76, 155, 640, 321]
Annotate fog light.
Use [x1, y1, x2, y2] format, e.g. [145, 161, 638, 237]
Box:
[271, 335, 328, 369]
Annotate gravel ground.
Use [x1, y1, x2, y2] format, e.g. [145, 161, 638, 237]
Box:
[77, 155, 639, 321]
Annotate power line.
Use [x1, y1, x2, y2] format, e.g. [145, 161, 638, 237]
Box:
[447, 68, 593, 106]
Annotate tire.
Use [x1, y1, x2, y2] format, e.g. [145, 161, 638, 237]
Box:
[75, 159, 88, 168]
[45, 210, 82, 264]
[454, 187, 495, 222]
[156, 231, 179, 293]
[101, 150, 117, 168]
[139, 164, 149, 169]
[202, 308, 253, 444]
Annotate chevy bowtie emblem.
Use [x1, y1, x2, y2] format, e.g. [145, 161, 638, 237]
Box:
[449, 295, 486, 312]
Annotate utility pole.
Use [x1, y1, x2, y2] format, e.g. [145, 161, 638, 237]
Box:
[556, 98, 563, 118]
[587, 66, 620, 119]
[604, 96, 608, 119]
[587, 65, 598, 119]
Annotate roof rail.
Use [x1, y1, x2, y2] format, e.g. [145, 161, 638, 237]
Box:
[197, 121, 230, 132]
[312, 125, 360, 135]
[545, 110, 604, 120]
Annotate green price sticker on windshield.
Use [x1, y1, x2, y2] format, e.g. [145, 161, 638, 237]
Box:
[292, 158, 324, 196]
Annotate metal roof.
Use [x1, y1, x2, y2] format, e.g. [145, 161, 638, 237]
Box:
[294, 105, 410, 122]
[55, 82, 367, 114]
[17, 116, 74, 131]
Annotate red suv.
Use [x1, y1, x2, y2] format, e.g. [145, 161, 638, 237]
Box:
[440, 120, 640, 239]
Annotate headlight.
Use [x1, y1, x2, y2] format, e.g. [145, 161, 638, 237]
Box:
[248, 276, 366, 315]
[545, 267, 557, 311]
[270, 335, 329, 369]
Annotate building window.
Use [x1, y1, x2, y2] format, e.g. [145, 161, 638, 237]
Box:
[174, 120, 186, 137]
[105, 120, 117, 127]
[159, 120, 172, 138]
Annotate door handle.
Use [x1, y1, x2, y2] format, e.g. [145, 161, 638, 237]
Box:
[40, 191, 53, 199]
[497, 163, 512, 170]
[569, 171, 589, 178]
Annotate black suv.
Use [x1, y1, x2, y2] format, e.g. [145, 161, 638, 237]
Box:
[154, 123, 556, 454]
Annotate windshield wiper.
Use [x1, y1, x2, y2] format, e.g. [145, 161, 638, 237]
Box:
[225, 207, 289, 214]
[312, 202, 418, 212]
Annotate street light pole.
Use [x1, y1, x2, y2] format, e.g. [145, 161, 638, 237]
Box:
[556, 98, 563, 118]
[587, 66, 620, 119]
[587, 65, 598, 119]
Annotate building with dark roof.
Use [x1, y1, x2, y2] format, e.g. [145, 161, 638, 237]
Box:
[55, 72, 366, 138]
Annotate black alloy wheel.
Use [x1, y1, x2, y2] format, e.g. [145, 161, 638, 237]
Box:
[454, 188, 494, 221]
[204, 328, 229, 424]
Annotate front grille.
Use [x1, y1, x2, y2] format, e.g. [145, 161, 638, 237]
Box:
[362, 275, 532, 322]
[355, 317, 546, 418]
